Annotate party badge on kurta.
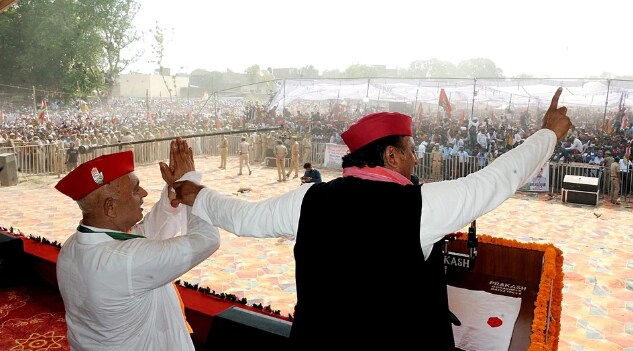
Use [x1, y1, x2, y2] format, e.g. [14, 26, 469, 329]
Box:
[91, 167, 104, 184]
[487, 316, 503, 328]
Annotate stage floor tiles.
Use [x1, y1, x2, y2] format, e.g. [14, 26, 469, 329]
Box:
[1, 155, 632, 350]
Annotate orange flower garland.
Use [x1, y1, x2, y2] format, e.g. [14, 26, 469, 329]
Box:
[454, 232, 564, 351]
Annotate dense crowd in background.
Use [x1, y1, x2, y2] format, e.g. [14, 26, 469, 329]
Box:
[1, 95, 632, 186]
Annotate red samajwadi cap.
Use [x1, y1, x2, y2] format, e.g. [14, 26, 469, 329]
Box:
[341, 112, 413, 152]
[55, 151, 134, 200]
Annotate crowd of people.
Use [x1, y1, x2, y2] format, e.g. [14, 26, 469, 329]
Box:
[1, 93, 631, 199]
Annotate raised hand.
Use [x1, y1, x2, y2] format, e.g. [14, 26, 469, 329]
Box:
[541, 87, 573, 141]
[170, 180, 205, 208]
[160, 137, 195, 186]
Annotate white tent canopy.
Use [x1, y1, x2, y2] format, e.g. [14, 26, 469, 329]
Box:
[269, 78, 633, 112]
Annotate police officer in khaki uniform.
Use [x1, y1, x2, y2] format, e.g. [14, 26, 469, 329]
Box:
[302, 134, 312, 163]
[274, 140, 288, 182]
[219, 135, 228, 169]
[431, 143, 443, 181]
[287, 136, 300, 179]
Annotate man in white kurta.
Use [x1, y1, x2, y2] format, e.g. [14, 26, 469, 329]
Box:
[55, 139, 220, 351]
[188, 126, 557, 259]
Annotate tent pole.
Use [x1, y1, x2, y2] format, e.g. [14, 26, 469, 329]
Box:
[365, 78, 370, 112]
[603, 79, 611, 129]
[413, 87, 419, 117]
[283, 79, 286, 119]
[471, 78, 476, 118]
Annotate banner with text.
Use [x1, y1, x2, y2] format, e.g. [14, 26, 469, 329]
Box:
[323, 143, 349, 169]
[519, 163, 549, 192]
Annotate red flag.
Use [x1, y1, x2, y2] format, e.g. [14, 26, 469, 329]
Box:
[37, 100, 47, 125]
[416, 105, 424, 131]
[418, 104, 425, 119]
[438, 89, 452, 118]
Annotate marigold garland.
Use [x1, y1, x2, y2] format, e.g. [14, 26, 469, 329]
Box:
[454, 232, 564, 351]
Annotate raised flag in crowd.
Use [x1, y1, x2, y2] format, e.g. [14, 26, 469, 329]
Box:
[415, 104, 425, 133]
[80, 100, 90, 114]
[439, 88, 452, 118]
[37, 100, 47, 125]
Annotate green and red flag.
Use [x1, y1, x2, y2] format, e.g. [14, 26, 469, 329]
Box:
[438, 88, 452, 118]
[37, 100, 47, 125]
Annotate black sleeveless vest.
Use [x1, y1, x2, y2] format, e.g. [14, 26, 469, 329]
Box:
[290, 177, 454, 349]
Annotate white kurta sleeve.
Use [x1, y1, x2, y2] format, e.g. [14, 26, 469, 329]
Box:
[192, 183, 311, 239]
[418, 129, 556, 259]
[127, 206, 221, 292]
[132, 171, 202, 240]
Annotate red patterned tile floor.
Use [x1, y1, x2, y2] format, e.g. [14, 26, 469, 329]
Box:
[1, 155, 632, 350]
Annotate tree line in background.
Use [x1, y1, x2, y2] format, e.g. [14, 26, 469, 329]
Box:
[2, 0, 632, 103]
[0, 0, 139, 101]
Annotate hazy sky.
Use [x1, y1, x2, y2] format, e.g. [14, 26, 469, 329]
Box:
[126, 0, 633, 78]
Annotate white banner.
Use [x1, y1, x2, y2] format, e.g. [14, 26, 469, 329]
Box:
[323, 143, 349, 169]
[448, 286, 521, 351]
[519, 163, 549, 192]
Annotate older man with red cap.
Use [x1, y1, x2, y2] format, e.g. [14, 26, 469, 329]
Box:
[170, 89, 572, 349]
[55, 137, 220, 351]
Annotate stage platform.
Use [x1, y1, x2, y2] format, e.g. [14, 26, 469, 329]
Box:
[1, 155, 632, 350]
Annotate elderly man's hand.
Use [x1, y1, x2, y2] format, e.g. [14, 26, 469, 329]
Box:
[169, 180, 204, 208]
[160, 137, 195, 186]
[541, 87, 573, 141]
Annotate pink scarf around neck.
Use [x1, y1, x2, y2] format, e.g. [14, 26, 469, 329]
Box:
[342, 166, 413, 186]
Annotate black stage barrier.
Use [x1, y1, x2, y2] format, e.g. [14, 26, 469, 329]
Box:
[0, 232, 25, 286]
[205, 306, 291, 350]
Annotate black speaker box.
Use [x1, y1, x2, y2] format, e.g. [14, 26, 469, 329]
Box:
[562, 189, 599, 206]
[205, 306, 291, 350]
[562, 175, 599, 192]
[265, 157, 289, 168]
[266, 157, 277, 167]
[0, 153, 19, 186]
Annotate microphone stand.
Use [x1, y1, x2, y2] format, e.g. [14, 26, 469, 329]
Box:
[443, 220, 478, 271]
[443, 220, 478, 327]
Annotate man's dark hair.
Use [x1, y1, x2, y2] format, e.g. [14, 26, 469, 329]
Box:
[303, 162, 312, 169]
[342, 135, 407, 168]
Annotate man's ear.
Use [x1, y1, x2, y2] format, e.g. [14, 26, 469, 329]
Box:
[104, 197, 117, 218]
[384, 145, 399, 168]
